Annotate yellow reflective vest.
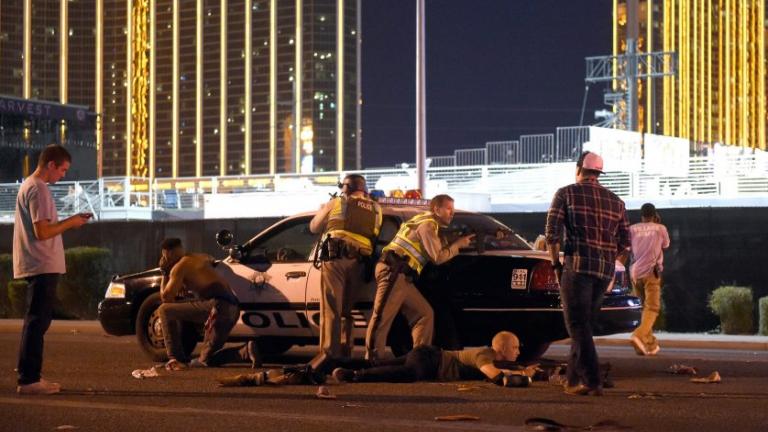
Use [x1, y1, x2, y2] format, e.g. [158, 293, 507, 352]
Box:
[383, 211, 439, 274]
[325, 195, 383, 256]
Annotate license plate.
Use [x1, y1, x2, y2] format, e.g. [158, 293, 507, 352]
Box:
[511, 269, 527, 290]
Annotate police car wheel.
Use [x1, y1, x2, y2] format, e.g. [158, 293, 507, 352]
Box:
[136, 292, 199, 361]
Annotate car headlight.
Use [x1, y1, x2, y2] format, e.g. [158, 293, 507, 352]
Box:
[105, 282, 126, 299]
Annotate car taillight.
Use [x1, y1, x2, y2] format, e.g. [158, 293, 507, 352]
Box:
[530, 261, 560, 292]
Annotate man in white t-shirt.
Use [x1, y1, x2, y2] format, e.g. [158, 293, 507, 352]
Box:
[629, 203, 670, 356]
[13, 145, 91, 395]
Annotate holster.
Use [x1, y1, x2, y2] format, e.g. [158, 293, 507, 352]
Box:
[382, 251, 415, 284]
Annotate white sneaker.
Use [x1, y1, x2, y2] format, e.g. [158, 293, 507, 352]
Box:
[17, 379, 61, 395]
[189, 358, 209, 368]
[629, 335, 649, 356]
[164, 359, 189, 371]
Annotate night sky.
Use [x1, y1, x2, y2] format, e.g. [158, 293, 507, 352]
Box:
[360, 0, 613, 168]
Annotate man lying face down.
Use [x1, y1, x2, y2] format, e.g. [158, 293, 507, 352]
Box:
[332, 331, 537, 387]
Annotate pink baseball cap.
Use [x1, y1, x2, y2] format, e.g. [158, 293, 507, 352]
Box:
[580, 151, 604, 173]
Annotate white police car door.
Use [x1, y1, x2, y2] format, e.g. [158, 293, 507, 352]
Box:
[223, 216, 319, 338]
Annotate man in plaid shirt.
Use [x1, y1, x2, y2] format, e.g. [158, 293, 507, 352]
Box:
[545, 151, 630, 396]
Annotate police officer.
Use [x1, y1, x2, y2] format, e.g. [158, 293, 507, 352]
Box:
[308, 174, 382, 372]
[365, 194, 474, 362]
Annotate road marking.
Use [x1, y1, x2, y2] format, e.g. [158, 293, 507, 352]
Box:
[0, 397, 523, 431]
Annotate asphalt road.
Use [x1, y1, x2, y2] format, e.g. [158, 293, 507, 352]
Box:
[1, 330, 766, 432]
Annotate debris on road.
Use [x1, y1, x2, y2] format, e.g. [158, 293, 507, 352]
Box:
[628, 392, 661, 400]
[315, 385, 336, 399]
[341, 403, 365, 408]
[690, 371, 721, 384]
[434, 414, 480, 422]
[524, 417, 633, 431]
[457, 384, 481, 392]
[667, 364, 698, 375]
[131, 366, 160, 379]
[217, 372, 266, 387]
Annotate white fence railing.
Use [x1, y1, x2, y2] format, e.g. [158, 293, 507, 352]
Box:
[2, 154, 768, 221]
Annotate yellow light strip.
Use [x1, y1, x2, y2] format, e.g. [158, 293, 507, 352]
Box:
[220, 0, 227, 176]
[96, 0, 103, 176]
[336, 0, 344, 171]
[268, 0, 276, 174]
[126, 0, 133, 176]
[295, 0, 303, 173]
[758, 0, 766, 150]
[172, 0, 179, 177]
[196, 0, 203, 176]
[740, 0, 747, 147]
[646, 0, 652, 134]
[246, 0, 254, 175]
[60, 0, 68, 104]
[686, 0, 701, 141]
[717, 0, 724, 142]
[724, 0, 731, 144]
[23, 0, 31, 99]
[149, 0, 156, 180]
[706, 0, 712, 144]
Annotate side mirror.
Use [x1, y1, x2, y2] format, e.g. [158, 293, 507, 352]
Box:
[216, 229, 234, 247]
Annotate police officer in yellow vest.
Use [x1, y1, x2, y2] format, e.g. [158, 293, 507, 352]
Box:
[365, 194, 474, 361]
[309, 174, 382, 371]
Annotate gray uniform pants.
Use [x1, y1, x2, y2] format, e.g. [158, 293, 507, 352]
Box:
[319, 256, 363, 358]
[365, 261, 434, 361]
[158, 298, 239, 364]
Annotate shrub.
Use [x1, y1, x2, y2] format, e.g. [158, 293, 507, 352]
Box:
[759, 297, 768, 336]
[708, 286, 754, 334]
[8, 279, 28, 318]
[58, 247, 113, 319]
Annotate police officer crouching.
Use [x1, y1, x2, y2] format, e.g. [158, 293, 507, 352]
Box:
[307, 174, 383, 375]
[365, 194, 473, 362]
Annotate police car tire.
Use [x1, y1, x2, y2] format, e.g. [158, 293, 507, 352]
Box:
[136, 292, 199, 362]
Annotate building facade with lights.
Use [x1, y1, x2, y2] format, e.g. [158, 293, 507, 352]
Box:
[1, 0, 360, 179]
[0, 0, 97, 181]
[613, 0, 766, 150]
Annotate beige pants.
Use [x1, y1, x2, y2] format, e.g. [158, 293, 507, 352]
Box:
[365, 261, 434, 360]
[631, 274, 662, 349]
[319, 256, 362, 358]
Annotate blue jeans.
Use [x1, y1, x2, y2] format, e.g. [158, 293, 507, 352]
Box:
[559, 268, 608, 388]
[17, 273, 59, 385]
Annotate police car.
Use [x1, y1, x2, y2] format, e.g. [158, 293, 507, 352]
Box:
[98, 200, 641, 362]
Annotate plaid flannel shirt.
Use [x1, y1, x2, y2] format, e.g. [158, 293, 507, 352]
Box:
[545, 179, 630, 280]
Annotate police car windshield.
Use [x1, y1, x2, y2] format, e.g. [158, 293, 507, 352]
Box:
[441, 214, 532, 251]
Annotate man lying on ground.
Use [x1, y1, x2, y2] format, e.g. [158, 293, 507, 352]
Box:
[332, 331, 537, 387]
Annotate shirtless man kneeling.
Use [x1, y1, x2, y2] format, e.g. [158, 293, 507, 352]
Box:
[157, 238, 258, 370]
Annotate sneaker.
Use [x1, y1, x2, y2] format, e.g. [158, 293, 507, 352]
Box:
[189, 358, 209, 368]
[629, 335, 648, 356]
[165, 359, 188, 371]
[17, 379, 61, 395]
[331, 367, 356, 383]
[647, 344, 660, 356]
